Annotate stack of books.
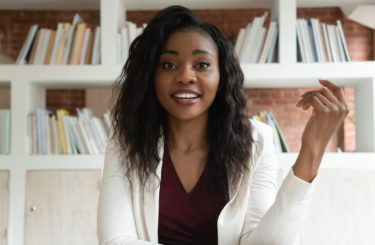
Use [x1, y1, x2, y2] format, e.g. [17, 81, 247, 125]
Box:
[251, 111, 289, 153]
[296, 18, 351, 63]
[16, 13, 101, 65]
[0, 109, 11, 155]
[235, 12, 278, 64]
[117, 21, 147, 65]
[27, 108, 111, 155]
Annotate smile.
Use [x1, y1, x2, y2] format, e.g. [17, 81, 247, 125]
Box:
[172, 93, 200, 99]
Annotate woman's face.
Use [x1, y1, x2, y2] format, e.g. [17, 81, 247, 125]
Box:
[154, 30, 220, 122]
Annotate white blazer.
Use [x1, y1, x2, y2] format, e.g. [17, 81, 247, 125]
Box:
[98, 119, 317, 245]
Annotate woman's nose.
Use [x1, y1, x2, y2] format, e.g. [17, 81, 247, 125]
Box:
[175, 65, 197, 84]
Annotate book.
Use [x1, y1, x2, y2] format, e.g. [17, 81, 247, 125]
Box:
[62, 13, 83, 64]
[16, 25, 39, 64]
[56, 23, 71, 65]
[44, 30, 56, 64]
[50, 23, 64, 64]
[70, 22, 87, 65]
[91, 26, 101, 65]
[84, 28, 95, 64]
[336, 20, 351, 62]
[80, 28, 91, 65]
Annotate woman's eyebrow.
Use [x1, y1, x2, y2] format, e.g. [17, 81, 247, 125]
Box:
[160, 50, 179, 55]
[160, 49, 214, 57]
[192, 49, 214, 57]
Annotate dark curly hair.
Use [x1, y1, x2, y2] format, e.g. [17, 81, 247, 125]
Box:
[111, 5, 255, 194]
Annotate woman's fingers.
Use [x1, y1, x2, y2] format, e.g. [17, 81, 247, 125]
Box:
[319, 79, 349, 107]
[297, 80, 350, 116]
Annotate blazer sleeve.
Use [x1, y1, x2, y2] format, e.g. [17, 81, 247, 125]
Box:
[97, 136, 160, 245]
[239, 125, 317, 245]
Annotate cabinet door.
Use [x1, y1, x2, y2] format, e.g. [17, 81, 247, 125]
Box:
[0, 171, 9, 245]
[25, 170, 101, 245]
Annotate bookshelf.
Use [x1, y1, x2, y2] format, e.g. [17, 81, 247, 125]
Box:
[0, 0, 375, 244]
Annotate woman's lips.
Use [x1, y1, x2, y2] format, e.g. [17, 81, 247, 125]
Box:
[172, 96, 200, 105]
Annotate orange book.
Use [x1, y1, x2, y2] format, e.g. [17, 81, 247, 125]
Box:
[84, 28, 95, 64]
[70, 23, 87, 65]
[56, 23, 71, 65]
[28, 30, 42, 64]
[44, 30, 56, 64]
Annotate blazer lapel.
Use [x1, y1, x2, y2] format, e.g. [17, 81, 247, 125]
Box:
[143, 138, 164, 242]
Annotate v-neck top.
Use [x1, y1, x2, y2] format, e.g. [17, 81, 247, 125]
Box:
[158, 146, 228, 245]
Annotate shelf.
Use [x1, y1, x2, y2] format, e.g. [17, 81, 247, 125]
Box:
[0, 65, 121, 87]
[242, 61, 375, 87]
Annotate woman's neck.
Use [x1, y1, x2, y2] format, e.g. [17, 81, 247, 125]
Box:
[167, 114, 208, 154]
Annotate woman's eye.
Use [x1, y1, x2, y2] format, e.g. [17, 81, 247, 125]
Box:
[161, 62, 176, 70]
[196, 62, 210, 70]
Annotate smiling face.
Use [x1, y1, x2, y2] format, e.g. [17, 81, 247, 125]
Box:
[154, 30, 220, 123]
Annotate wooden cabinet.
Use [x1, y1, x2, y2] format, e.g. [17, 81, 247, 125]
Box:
[0, 171, 9, 245]
[24, 170, 100, 245]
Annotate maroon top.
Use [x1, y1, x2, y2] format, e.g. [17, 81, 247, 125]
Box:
[158, 147, 227, 245]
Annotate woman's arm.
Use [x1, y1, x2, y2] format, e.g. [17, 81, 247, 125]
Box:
[239, 125, 316, 245]
[240, 80, 348, 244]
[97, 136, 160, 245]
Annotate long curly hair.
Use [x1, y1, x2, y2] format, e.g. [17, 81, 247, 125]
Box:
[111, 5, 255, 194]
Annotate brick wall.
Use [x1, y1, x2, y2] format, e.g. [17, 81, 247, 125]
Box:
[1, 7, 370, 152]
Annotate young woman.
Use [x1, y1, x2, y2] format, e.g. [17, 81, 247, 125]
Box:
[98, 6, 349, 245]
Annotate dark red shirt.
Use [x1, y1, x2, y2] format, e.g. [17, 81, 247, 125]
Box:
[158, 147, 227, 245]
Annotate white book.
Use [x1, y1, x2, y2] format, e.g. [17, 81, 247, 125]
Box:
[322, 23, 333, 62]
[336, 20, 351, 62]
[259, 22, 277, 63]
[242, 13, 267, 63]
[92, 117, 108, 148]
[16, 25, 39, 65]
[310, 19, 322, 62]
[62, 13, 83, 64]
[78, 119, 98, 154]
[62, 114, 72, 154]
[70, 116, 87, 154]
[51, 115, 59, 154]
[252, 27, 266, 63]
[266, 25, 278, 63]
[302, 19, 317, 62]
[335, 26, 346, 62]
[234, 28, 246, 56]
[77, 108, 100, 154]
[296, 20, 307, 62]
[239, 23, 252, 63]
[44, 113, 51, 154]
[103, 111, 111, 134]
[33, 29, 46, 65]
[91, 26, 101, 65]
[77, 119, 94, 154]
[121, 26, 129, 64]
[297, 20, 310, 62]
[66, 116, 78, 154]
[116, 33, 121, 65]
[249, 13, 267, 62]
[136, 27, 143, 36]
[327, 24, 341, 62]
[38, 29, 51, 64]
[89, 118, 105, 153]
[50, 23, 64, 64]
[79, 28, 91, 65]
[127, 21, 137, 46]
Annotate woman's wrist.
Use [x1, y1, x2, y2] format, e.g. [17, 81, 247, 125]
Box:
[292, 145, 324, 183]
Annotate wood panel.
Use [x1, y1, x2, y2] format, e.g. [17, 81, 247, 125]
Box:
[25, 170, 101, 245]
[0, 171, 9, 245]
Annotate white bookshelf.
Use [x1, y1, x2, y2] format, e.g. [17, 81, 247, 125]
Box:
[1, 0, 375, 244]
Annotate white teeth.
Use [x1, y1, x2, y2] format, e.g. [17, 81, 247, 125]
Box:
[174, 93, 198, 99]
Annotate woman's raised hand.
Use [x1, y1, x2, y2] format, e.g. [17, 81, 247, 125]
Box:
[296, 80, 349, 155]
[292, 80, 349, 182]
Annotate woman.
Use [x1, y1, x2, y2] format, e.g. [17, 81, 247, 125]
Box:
[98, 6, 349, 245]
